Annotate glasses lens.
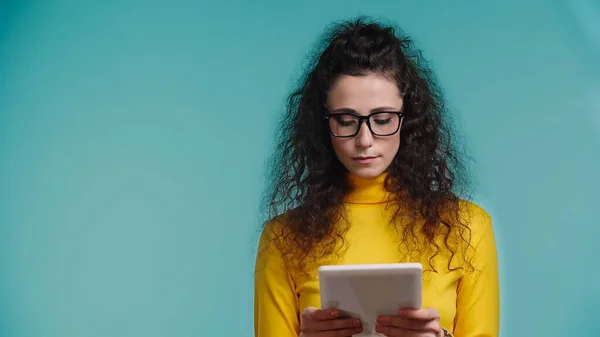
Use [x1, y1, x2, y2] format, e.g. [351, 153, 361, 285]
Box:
[369, 112, 400, 136]
[329, 113, 359, 137]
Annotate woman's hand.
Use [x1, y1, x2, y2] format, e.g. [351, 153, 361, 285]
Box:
[375, 308, 444, 337]
[299, 307, 363, 337]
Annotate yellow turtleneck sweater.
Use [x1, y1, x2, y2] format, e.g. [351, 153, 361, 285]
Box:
[254, 174, 499, 337]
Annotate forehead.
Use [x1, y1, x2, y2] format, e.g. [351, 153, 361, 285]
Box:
[327, 73, 403, 113]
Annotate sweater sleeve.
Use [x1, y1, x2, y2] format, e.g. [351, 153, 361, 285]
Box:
[453, 205, 500, 337]
[254, 222, 300, 337]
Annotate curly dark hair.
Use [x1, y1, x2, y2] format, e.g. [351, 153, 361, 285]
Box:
[260, 17, 474, 273]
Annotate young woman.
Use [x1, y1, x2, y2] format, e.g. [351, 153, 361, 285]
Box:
[254, 17, 499, 337]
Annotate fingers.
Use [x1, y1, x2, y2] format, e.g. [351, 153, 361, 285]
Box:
[305, 319, 363, 334]
[375, 326, 437, 337]
[377, 316, 439, 330]
[302, 307, 339, 321]
[304, 316, 362, 333]
[306, 327, 364, 337]
[376, 308, 441, 337]
[376, 315, 439, 331]
[301, 307, 441, 337]
[398, 308, 440, 321]
[301, 307, 363, 336]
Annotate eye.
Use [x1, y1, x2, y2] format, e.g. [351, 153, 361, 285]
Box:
[373, 117, 392, 125]
[332, 114, 357, 127]
[372, 112, 396, 125]
[338, 120, 356, 127]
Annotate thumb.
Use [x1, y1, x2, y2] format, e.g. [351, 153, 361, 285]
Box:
[302, 306, 318, 319]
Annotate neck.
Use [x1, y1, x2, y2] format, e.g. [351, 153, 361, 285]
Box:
[344, 172, 393, 204]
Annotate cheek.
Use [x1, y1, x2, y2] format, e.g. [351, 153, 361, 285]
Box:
[382, 136, 401, 157]
[330, 138, 349, 158]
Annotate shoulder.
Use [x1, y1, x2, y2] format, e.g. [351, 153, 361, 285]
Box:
[456, 199, 492, 235]
[259, 211, 293, 242]
[257, 211, 296, 257]
[455, 199, 497, 262]
[255, 212, 301, 275]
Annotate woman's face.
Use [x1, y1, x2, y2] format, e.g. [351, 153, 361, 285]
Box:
[326, 73, 403, 179]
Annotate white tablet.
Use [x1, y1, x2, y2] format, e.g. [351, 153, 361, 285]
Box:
[318, 263, 422, 336]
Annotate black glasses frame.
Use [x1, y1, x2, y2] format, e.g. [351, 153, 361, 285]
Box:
[324, 111, 404, 138]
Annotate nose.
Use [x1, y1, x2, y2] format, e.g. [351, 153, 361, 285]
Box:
[355, 120, 373, 148]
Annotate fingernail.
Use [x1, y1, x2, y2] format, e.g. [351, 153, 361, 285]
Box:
[354, 319, 361, 326]
[330, 310, 338, 317]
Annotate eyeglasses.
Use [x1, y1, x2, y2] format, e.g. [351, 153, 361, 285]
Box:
[324, 111, 404, 138]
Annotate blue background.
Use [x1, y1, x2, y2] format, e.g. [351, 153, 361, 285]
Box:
[1, 0, 599, 336]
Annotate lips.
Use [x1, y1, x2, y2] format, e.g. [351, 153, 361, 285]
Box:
[352, 156, 379, 165]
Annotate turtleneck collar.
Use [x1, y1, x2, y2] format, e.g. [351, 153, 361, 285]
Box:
[344, 172, 394, 204]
